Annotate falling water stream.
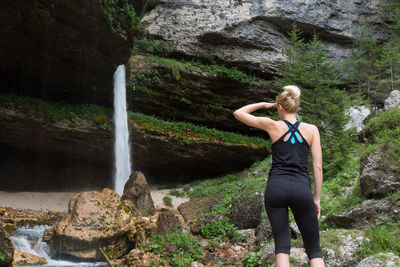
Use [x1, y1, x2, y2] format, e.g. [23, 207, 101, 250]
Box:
[113, 64, 132, 195]
[10, 225, 106, 266]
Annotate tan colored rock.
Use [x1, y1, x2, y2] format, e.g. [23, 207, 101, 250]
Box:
[0, 224, 14, 266]
[13, 250, 47, 265]
[44, 188, 135, 260]
[156, 210, 182, 236]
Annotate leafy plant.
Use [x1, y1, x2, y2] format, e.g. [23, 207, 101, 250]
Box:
[170, 189, 185, 198]
[163, 196, 172, 207]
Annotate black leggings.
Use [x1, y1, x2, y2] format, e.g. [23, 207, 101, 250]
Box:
[264, 178, 323, 259]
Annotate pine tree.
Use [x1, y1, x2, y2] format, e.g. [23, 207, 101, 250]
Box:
[275, 24, 348, 179]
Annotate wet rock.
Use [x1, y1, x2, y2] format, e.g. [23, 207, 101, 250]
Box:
[13, 250, 47, 265]
[356, 252, 400, 267]
[44, 188, 134, 260]
[229, 186, 263, 229]
[0, 224, 14, 266]
[384, 90, 400, 110]
[360, 145, 400, 198]
[122, 171, 156, 216]
[254, 219, 273, 250]
[344, 105, 371, 133]
[156, 209, 182, 236]
[326, 198, 400, 229]
[189, 262, 205, 267]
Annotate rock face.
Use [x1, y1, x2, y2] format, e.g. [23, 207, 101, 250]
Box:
[0, 103, 267, 190]
[325, 198, 400, 229]
[384, 90, 400, 110]
[360, 145, 400, 198]
[344, 105, 371, 133]
[0, 0, 131, 106]
[142, 0, 388, 76]
[122, 171, 156, 216]
[0, 224, 14, 267]
[44, 188, 134, 260]
[229, 186, 264, 229]
[127, 54, 275, 135]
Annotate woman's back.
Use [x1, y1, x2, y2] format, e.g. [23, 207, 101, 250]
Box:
[268, 120, 311, 185]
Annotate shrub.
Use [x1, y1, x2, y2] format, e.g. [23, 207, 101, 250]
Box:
[163, 196, 172, 207]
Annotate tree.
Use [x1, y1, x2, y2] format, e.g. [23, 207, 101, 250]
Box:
[275, 24, 348, 179]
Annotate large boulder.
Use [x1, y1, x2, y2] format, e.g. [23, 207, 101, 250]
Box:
[142, 0, 388, 76]
[254, 219, 273, 250]
[360, 144, 400, 198]
[325, 198, 400, 229]
[229, 186, 264, 229]
[43, 188, 135, 260]
[344, 105, 371, 133]
[384, 90, 400, 110]
[0, 0, 133, 106]
[0, 224, 14, 267]
[122, 171, 156, 217]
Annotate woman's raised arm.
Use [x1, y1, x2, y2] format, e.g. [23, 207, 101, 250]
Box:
[233, 102, 277, 131]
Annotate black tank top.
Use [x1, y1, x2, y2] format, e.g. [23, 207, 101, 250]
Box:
[268, 120, 310, 186]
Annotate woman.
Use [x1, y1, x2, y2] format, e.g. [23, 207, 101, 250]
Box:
[233, 85, 325, 267]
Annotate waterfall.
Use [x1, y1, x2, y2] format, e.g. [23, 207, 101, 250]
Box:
[113, 65, 132, 195]
[10, 225, 105, 266]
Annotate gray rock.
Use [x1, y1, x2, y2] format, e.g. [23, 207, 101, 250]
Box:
[326, 198, 400, 229]
[142, 0, 388, 75]
[0, 224, 14, 267]
[122, 171, 156, 216]
[384, 90, 400, 110]
[254, 219, 273, 249]
[360, 146, 400, 198]
[229, 186, 264, 229]
[344, 105, 371, 133]
[321, 229, 366, 267]
[356, 252, 400, 267]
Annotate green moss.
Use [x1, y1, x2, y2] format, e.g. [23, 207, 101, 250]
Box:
[364, 108, 400, 143]
[128, 111, 269, 148]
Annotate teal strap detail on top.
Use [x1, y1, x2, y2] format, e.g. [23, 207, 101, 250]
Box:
[283, 120, 303, 144]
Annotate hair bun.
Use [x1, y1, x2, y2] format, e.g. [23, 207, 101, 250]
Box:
[283, 85, 301, 99]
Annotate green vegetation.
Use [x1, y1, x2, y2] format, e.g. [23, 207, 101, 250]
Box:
[128, 111, 269, 148]
[139, 231, 203, 267]
[275, 24, 353, 180]
[201, 218, 248, 251]
[364, 108, 400, 144]
[356, 220, 400, 258]
[344, 0, 400, 106]
[188, 157, 271, 216]
[132, 38, 171, 55]
[170, 189, 185, 198]
[163, 196, 172, 207]
[0, 94, 113, 129]
[242, 244, 267, 267]
[0, 252, 5, 262]
[98, 0, 143, 35]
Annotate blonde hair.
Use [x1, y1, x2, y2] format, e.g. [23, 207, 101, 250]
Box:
[276, 85, 301, 113]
